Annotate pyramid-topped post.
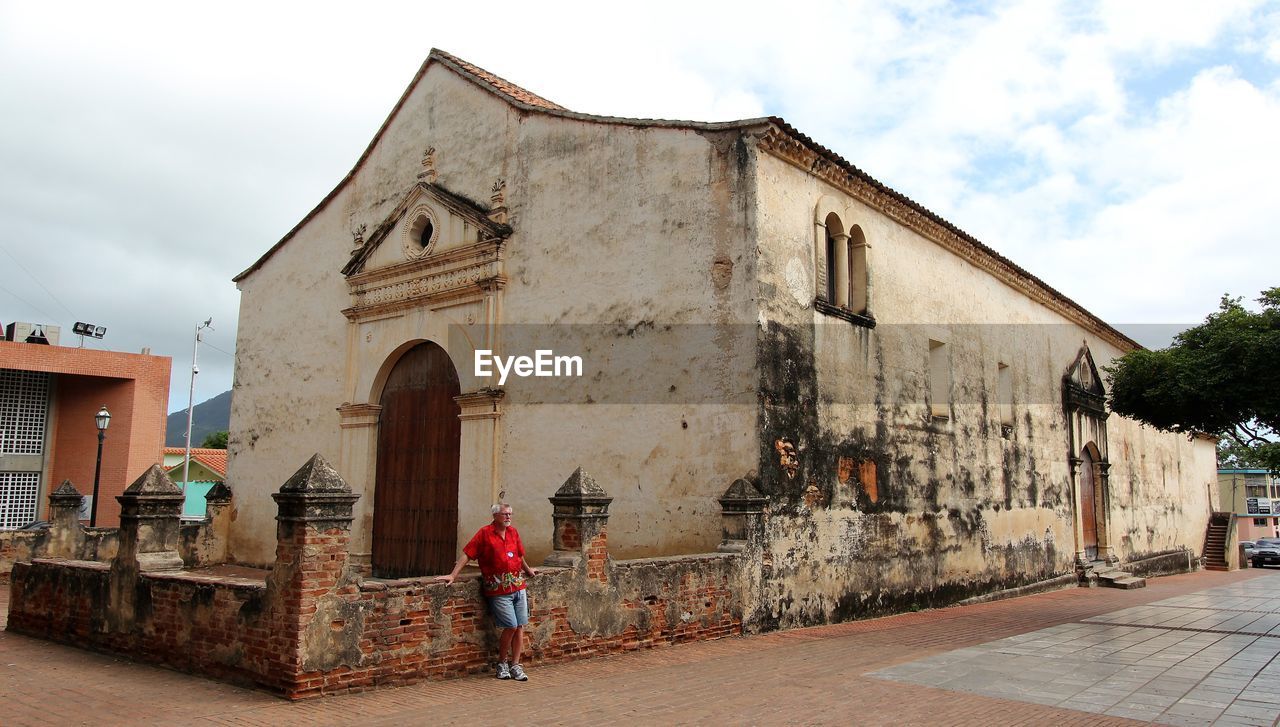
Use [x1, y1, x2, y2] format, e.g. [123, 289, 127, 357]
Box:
[200, 481, 235, 563]
[115, 465, 185, 572]
[45, 480, 86, 558]
[272, 453, 359, 529]
[544, 467, 612, 579]
[718, 478, 768, 553]
[270, 454, 359, 609]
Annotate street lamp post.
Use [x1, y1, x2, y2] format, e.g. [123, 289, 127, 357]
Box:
[90, 405, 111, 527]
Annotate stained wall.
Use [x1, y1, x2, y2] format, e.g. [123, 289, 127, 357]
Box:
[748, 148, 1213, 628]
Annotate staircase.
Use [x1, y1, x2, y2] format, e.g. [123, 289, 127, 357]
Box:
[1204, 512, 1230, 571]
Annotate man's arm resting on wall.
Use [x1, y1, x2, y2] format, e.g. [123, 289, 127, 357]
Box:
[434, 554, 471, 585]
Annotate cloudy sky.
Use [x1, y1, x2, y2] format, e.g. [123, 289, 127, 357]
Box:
[1, 0, 1277, 414]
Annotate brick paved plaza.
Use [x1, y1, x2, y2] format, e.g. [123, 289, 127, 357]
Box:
[4, 568, 1279, 726]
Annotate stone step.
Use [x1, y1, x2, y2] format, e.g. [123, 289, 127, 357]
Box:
[1093, 567, 1146, 589]
[1205, 564, 1230, 571]
[1105, 575, 1147, 589]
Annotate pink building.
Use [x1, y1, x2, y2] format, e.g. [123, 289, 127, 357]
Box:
[1, 326, 170, 529]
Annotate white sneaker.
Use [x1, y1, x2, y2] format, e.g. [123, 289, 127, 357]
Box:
[510, 663, 528, 681]
[496, 661, 511, 680]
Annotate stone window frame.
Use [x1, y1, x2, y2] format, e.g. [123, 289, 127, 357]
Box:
[812, 197, 873, 328]
[401, 203, 440, 260]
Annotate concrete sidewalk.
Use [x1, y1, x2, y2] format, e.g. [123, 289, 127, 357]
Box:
[3, 568, 1279, 726]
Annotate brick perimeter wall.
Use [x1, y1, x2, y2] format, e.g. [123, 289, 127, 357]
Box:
[7, 560, 290, 691]
[7, 550, 741, 699]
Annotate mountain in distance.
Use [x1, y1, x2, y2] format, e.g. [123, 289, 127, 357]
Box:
[166, 389, 232, 447]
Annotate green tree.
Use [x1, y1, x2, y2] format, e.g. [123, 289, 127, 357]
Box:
[1106, 287, 1280, 474]
[201, 430, 229, 449]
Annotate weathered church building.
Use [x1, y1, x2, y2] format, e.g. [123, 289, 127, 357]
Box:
[6, 50, 1220, 698]
[225, 50, 1215, 627]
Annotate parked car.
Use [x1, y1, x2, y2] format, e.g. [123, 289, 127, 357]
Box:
[1241, 540, 1256, 555]
[1251, 539, 1280, 568]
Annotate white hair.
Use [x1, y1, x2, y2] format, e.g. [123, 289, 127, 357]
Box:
[491, 503, 511, 514]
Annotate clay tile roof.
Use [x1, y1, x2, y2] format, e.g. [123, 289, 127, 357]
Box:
[163, 447, 228, 478]
[430, 49, 566, 111]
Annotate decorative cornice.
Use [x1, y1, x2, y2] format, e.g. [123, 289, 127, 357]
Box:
[347, 239, 501, 287]
[343, 237, 504, 321]
[337, 403, 382, 417]
[343, 270, 504, 321]
[756, 124, 1139, 352]
[456, 389, 505, 420]
[337, 402, 382, 428]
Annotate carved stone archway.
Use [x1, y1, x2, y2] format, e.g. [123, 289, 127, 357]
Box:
[1064, 343, 1115, 565]
[334, 176, 512, 570]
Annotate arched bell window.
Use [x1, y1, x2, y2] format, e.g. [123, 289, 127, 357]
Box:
[814, 199, 871, 320]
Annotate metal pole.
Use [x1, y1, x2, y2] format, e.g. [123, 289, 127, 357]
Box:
[90, 428, 105, 527]
[182, 319, 211, 499]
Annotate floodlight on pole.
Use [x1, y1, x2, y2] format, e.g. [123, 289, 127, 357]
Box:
[90, 405, 110, 527]
[73, 321, 107, 348]
[182, 318, 213, 500]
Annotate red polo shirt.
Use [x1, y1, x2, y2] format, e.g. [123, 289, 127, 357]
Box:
[463, 523, 527, 596]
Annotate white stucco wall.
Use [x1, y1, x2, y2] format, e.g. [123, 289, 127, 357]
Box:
[229, 63, 761, 567]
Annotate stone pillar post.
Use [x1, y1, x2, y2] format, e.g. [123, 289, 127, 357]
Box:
[832, 232, 851, 308]
[108, 465, 184, 633]
[1097, 462, 1117, 564]
[543, 467, 612, 582]
[813, 220, 829, 300]
[1068, 455, 1087, 568]
[202, 481, 234, 564]
[115, 465, 185, 573]
[336, 402, 380, 566]
[718, 479, 768, 553]
[45, 480, 86, 559]
[270, 454, 359, 616]
[851, 235, 870, 314]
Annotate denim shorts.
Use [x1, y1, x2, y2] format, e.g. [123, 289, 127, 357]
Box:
[487, 589, 529, 629]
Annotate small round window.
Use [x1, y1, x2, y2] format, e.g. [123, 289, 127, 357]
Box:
[402, 205, 439, 259]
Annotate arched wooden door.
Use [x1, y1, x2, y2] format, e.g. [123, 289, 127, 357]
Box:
[371, 342, 461, 578]
[1080, 448, 1098, 560]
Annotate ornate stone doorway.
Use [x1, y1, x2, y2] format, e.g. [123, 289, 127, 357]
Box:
[371, 341, 461, 577]
[1064, 344, 1115, 565]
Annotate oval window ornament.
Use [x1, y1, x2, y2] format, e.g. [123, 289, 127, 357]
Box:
[402, 204, 439, 259]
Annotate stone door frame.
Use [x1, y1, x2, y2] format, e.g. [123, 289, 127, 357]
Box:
[1063, 344, 1115, 566]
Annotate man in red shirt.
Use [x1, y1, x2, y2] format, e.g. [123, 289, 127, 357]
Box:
[436, 503, 538, 681]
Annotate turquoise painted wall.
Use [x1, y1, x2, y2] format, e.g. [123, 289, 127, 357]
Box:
[179, 481, 216, 518]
